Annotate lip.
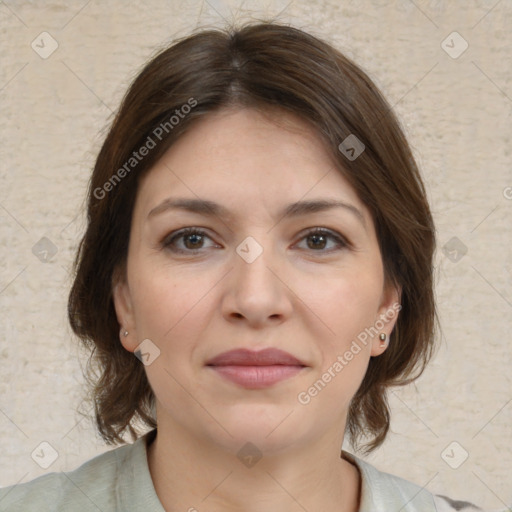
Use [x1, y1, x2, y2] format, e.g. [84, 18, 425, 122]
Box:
[206, 348, 305, 366]
[206, 348, 307, 389]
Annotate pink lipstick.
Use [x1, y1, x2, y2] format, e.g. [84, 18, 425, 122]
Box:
[206, 348, 306, 389]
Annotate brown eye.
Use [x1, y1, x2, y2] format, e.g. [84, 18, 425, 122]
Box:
[298, 228, 348, 252]
[162, 227, 348, 255]
[163, 228, 217, 253]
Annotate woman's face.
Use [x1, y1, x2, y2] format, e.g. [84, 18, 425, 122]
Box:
[113, 107, 400, 455]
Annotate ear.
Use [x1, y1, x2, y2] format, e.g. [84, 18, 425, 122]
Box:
[112, 266, 139, 353]
[370, 280, 402, 357]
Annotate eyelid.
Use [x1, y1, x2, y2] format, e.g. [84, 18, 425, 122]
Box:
[297, 226, 351, 250]
[162, 227, 216, 252]
[161, 226, 351, 253]
[300, 226, 347, 240]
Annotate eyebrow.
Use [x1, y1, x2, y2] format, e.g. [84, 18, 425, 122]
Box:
[147, 197, 366, 228]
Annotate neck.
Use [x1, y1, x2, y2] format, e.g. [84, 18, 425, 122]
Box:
[146, 420, 361, 512]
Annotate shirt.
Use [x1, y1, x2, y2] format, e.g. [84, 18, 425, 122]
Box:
[0, 429, 487, 511]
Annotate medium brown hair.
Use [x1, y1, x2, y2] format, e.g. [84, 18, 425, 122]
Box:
[68, 21, 438, 453]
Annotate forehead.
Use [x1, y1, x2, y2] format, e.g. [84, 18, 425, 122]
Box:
[134, 107, 368, 223]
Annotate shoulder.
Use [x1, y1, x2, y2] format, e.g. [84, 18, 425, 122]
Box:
[341, 450, 485, 512]
[0, 440, 137, 512]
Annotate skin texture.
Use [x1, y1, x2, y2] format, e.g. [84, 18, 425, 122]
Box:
[113, 107, 400, 512]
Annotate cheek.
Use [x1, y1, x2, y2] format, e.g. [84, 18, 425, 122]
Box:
[128, 269, 216, 401]
[296, 266, 384, 349]
[296, 273, 379, 413]
[129, 264, 217, 352]
[131, 279, 175, 338]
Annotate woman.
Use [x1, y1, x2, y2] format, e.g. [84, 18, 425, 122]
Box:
[0, 22, 485, 512]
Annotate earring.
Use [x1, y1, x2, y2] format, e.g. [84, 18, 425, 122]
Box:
[379, 333, 387, 347]
[120, 328, 129, 337]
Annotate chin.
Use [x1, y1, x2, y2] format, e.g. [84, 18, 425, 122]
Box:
[206, 405, 309, 455]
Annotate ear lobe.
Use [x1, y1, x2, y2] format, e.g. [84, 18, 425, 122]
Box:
[370, 282, 402, 357]
[112, 275, 138, 352]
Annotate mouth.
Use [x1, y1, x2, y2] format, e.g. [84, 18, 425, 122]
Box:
[206, 348, 307, 389]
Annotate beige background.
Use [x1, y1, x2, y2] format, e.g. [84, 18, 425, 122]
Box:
[1, 0, 511, 510]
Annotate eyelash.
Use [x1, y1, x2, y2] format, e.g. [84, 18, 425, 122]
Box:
[161, 227, 349, 255]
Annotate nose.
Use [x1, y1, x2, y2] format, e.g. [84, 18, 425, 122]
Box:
[221, 236, 293, 328]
